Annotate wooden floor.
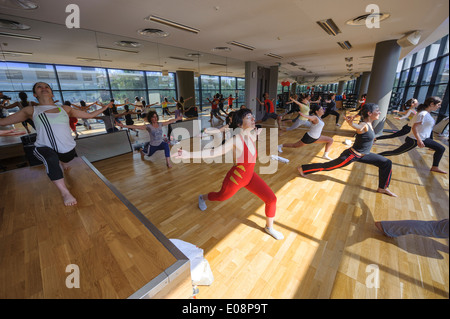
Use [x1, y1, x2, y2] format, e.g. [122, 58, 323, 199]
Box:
[0, 157, 189, 299]
[93, 111, 449, 299]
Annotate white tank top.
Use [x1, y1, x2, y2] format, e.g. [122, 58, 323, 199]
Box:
[32, 105, 76, 153]
[307, 116, 325, 139]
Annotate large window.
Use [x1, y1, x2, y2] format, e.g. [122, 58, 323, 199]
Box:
[390, 34, 449, 117]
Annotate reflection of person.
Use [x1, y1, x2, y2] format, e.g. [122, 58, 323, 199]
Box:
[375, 219, 449, 238]
[376, 98, 418, 141]
[0, 129, 26, 136]
[256, 92, 282, 127]
[174, 109, 284, 240]
[118, 111, 181, 168]
[298, 103, 397, 197]
[0, 82, 111, 206]
[0, 92, 37, 133]
[278, 104, 334, 160]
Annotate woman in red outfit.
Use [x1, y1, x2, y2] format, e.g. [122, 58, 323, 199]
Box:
[175, 108, 284, 240]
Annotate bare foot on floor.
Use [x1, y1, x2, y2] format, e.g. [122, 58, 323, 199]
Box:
[374, 222, 389, 237]
[62, 192, 77, 206]
[377, 188, 398, 197]
[430, 167, 447, 174]
[297, 166, 305, 177]
[61, 162, 71, 171]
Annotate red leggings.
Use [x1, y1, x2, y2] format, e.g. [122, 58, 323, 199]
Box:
[207, 165, 277, 218]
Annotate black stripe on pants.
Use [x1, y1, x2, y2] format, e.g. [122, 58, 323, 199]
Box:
[321, 109, 340, 124]
[302, 148, 393, 189]
[379, 136, 445, 167]
[33, 147, 77, 181]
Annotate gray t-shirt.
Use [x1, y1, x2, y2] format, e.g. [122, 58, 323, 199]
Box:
[146, 123, 164, 146]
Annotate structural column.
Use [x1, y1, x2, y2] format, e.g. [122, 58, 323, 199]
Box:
[359, 72, 371, 98]
[245, 61, 258, 115]
[337, 81, 345, 95]
[176, 70, 195, 109]
[366, 40, 401, 135]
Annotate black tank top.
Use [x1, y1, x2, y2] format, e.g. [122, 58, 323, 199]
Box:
[353, 123, 375, 155]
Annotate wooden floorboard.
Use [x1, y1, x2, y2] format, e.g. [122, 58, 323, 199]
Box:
[93, 112, 448, 299]
[0, 157, 182, 299]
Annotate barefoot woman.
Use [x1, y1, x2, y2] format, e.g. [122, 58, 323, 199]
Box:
[0, 82, 111, 206]
[298, 103, 397, 197]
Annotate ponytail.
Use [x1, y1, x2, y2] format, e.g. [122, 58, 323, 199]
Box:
[417, 96, 442, 113]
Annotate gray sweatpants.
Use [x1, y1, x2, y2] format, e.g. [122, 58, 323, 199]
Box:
[380, 219, 449, 238]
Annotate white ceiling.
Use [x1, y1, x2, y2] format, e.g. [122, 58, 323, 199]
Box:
[0, 0, 449, 85]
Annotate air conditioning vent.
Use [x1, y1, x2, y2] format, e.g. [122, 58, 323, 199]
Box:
[114, 40, 141, 48]
[0, 19, 31, 30]
[316, 19, 341, 36]
[337, 41, 352, 50]
[137, 28, 169, 38]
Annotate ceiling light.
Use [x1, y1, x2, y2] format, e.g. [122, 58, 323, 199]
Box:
[0, 49, 32, 56]
[265, 53, 283, 59]
[210, 62, 227, 67]
[77, 57, 112, 63]
[0, 0, 38, 10]
[114, 40, 141, 48]
[97, 46, 139, 54]
[169, 56, 194, 62]
[346, 13, 390, 26]
[139, 63, 164, 68]
[337, 41, 352, 50]
[186, 53, 203, 58]
[137, 28, 169, 38]
[0, 19, 31, 30]
[228, 41, 255, 51]
[0, 31, 40, 41]
[345, 57, 353, 62]
[212, 46, 231, 52]
[346, 64, 353, 67]
[145, 15, 199, 34]
[316, 19, 341, 36]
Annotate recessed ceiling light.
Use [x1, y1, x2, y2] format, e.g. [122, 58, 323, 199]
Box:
[0, 19, 31, 30]
[0, 49, 32, 56]
[212, 46, 231, 52]
[0, 31, 40, 41]
[97, 46, 139, 54]
[77, 57, 112, 63]
[346, 13, 390, 26]
[265, 53, 283, 59]
[186, 52, 203, 58]
[145, 15, 199, 34]
[228, 41, 255, 51]
[137, 28, 169, 38]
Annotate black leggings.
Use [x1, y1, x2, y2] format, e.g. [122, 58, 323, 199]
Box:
[376, 124, 411, 140]
[33, 147, 77, 181]
[322, 109, 340, 124]
[301, 148, 393, 189]
[378, 136, 445, 167]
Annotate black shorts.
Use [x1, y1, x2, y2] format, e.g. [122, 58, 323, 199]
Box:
[301, 133, 319, 144]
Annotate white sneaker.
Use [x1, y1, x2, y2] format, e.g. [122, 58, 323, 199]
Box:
[265, 227, 284, 240]
[323, 155, 332, 160]
[198, 195, 207, 211]
[336, 123, 341, 127]
[277, 145, 283, 153]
